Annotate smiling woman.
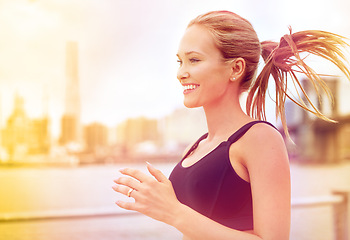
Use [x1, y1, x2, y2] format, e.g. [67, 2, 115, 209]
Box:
[177, 24, 236, 109]
[113, 10, 350, 240]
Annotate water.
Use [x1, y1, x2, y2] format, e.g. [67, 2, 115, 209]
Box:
[1, 161, 350, 240]
[0, 162, 182, 240]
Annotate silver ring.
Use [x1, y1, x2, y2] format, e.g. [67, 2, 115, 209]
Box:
[127, 188, 134, 197]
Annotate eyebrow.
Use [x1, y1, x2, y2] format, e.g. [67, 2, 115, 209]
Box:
[176, 51, 203, 57]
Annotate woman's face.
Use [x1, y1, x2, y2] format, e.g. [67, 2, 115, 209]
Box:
[176, 24, 233, 108]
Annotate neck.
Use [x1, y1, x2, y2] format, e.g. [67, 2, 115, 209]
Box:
[203, 93, 252, 141]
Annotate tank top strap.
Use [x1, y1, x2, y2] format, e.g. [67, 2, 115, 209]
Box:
[182, 132, 209, 160]
[227, 120, 277, 144]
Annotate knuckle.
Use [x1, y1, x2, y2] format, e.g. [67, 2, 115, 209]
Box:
[129, 168, 139, 175]
[124, 177, 133, 185]
[118, 177, 131, 185]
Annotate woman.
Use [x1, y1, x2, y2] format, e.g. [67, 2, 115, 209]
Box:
[112, 11, 350, 239]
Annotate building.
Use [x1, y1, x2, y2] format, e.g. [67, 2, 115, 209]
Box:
[112, 108, 207, 162]
[1, 94, 50, 161]
[116, 117, 160, 155]
[160, 107, 207, 146]
[60, 41, 81, 145]
[285, 77, 350, 163]
[27, 118, 50, 154]
[60, 115, 78, 145]
[84, 122, 108, 153]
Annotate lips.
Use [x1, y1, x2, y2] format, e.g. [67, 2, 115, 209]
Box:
[183, 84, 199, 94]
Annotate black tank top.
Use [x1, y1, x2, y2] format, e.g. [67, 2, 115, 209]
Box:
[169, 121, 276, 231]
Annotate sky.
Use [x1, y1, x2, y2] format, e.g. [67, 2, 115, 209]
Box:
[0, 0, 350, 137]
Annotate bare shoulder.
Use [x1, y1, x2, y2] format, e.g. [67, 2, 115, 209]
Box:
[229, 122, 289, 181]
[238, 122, 289, 168]
[247, 122, 283, 141]
[239, 122, 291, 239]
[244, 122, 286, 150]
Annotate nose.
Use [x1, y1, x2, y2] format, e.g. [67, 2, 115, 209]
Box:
[177, 67, 190, 81]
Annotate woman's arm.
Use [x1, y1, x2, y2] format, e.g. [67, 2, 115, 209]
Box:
[113, 164, 263, 240]
[236, 123, 291, 239]
[112, 124, 290, 240]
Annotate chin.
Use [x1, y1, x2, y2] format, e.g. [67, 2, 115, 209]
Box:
[183, 100, 201, 109]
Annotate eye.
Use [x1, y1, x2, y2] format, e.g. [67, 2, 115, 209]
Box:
[190, 58, 200, 63]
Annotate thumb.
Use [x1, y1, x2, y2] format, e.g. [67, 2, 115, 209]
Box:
[146, 162, 168, 183]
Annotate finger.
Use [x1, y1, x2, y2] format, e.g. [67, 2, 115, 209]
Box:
[112, 185, 136, 197]
[146, 162, 168, 183]
[119, 168, 151, 183]
[114, 176, 141, 190]
[116, 200, 136, 211]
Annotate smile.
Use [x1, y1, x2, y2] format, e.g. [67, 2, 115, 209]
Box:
[183, 84, 199, 92]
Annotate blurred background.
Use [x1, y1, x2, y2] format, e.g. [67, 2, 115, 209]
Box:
[1, 0, 350, 239]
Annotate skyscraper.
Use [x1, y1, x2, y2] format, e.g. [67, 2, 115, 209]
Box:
[1, 94, 50, 161]
[60, 41, 81, 145]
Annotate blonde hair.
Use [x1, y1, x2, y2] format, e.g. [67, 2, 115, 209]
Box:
[189, 11, 350, 136]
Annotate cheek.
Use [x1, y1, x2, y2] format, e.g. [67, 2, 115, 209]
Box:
[190, 66, 207, 79]
[190, 62, 231, 91]
[202, 69, 230, 89]
[192, 65, 221, 82]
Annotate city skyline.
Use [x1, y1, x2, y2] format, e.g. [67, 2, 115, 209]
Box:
[0, 90, 208, 163]
[1, 0, 350, 137]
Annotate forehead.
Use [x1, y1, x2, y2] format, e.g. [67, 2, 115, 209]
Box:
[177, 25, 221, 57]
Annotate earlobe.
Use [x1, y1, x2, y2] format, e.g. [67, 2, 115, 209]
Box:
[230, 58, 246, 82]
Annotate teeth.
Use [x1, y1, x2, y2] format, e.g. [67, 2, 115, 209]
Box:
[183, 84, 198, 90]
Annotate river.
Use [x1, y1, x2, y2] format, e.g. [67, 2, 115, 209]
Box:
[1, 161, 350, 239]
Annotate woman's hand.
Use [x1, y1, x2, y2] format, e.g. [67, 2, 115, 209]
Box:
[112, 162, 182, 225]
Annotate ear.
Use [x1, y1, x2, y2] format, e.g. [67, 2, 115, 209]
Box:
[229, 58, 246, 82]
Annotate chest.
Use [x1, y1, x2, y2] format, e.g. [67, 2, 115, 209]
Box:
[181, 139, 225, 168]
[169, 143, 252, 218]
[182, 139, 250, 182]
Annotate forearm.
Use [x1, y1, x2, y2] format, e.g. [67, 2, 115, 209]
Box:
[171, 203, 262, 240]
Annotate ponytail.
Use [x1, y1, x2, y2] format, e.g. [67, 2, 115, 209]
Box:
[246, 27, 350, 137]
